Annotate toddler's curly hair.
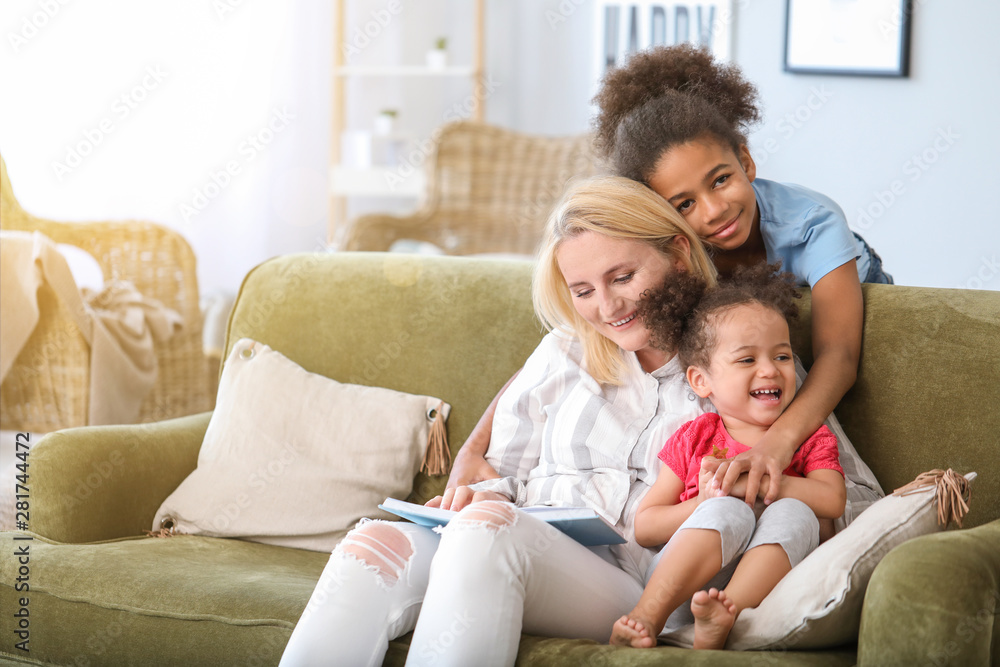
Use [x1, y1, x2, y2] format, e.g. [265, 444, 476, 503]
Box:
[592, 44, 761, 184]
[637, 262, 800, 371]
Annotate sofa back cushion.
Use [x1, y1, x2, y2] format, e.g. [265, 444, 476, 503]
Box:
[790, 283, 998, 527]
[226, 254, 999, 525]
[833, 284, 998, 527]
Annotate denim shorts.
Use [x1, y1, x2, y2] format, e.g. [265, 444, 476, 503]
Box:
[854, 232, 894, 284]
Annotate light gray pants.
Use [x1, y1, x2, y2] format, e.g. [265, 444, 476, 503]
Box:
[647, 496, 820, 632]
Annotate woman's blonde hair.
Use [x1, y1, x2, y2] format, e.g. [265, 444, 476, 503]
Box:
[533, 176, 717, 386]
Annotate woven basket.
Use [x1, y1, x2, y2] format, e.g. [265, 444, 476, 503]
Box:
[0, 154, 213, 432]
[341, 121, 603, 255]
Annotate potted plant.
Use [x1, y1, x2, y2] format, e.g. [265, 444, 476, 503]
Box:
[374, 109, 397, 135]
[426, 37, 447, 69]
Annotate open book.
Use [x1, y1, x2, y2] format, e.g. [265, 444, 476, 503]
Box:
[378, 498, 625, 547]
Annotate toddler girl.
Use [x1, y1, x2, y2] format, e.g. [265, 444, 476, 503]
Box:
[609, 262, 846, 649]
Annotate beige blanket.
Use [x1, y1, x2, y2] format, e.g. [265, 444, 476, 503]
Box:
[0, 230, 182, 425]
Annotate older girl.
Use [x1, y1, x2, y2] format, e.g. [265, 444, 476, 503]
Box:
[592, 44, 887, 506]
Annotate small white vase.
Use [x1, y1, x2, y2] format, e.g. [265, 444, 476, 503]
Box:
[425, 49, 447, 69]
[374, 114, 395, 135]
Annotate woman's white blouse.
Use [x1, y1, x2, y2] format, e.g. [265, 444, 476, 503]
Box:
[470, 329, 713, 580]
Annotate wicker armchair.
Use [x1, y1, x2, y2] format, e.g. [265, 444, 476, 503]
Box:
[0, 154, 213, 433]
[341, 121, 602, 255]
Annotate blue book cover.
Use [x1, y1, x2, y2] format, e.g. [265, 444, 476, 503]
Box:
[378, 498, 625, 547]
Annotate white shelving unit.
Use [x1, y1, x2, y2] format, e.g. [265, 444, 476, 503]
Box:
[335, 66, 478, 76]
[330, 164, 425, 198]
[329, 0, 485, 244]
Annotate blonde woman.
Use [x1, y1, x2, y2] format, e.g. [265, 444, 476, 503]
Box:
[280, 176, 717, 666]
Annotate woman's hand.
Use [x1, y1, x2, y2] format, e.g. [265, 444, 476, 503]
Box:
[714, 438, 791, 506]
[425, 487, 509, 512]
[446, 445, 500, 489]
[444, 371, 519, 489]
[726, 472, 772, 503]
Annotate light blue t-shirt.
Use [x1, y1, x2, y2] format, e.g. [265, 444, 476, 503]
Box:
[752, 178, 873, 288]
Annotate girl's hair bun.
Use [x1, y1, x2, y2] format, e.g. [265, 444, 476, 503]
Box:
[594, 44, 761, 157]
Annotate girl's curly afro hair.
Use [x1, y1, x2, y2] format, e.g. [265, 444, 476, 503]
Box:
[637, 261, 800, 371]
[592, 44, 762, 184]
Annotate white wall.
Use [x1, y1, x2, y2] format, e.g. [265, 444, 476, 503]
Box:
[483, 0, 596, 134]
[3, 1, 997, 295]
[477, 0, 1000, 290]
[734, 0, 1000, 290]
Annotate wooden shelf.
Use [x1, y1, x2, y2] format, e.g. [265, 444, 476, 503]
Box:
[330, 165, 426, 198]
[335, 66, 477, 77]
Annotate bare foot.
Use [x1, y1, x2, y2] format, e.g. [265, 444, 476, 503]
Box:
[691, 588, 737, 650]
[610, 614, 656, 648]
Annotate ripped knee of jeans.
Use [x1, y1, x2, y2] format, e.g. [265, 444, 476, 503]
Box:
[337, 520, 414, 586]
[449, 500, 518, 533]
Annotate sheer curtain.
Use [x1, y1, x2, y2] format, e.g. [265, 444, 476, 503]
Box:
[0, 1, 332, 297]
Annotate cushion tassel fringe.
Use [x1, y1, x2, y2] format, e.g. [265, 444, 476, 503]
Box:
[421, 400, 451, 476]
[892, 468, 971, 528]
[143, 517, 177, 538]
[143, 527, 175, 538]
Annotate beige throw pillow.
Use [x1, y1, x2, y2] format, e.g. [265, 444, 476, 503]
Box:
[660, 471, 975, 650]
[153, 338, 450, 552]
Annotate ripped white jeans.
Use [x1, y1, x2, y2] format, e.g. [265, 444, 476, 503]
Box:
[278, 501, 644, 667]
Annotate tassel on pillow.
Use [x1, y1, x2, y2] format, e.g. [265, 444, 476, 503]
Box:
[421, 401, 451, 476]
[892, 468, 972, 527]
[144, 516, 177, 538]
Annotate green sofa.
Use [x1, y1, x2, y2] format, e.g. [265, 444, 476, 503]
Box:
[1, 252, 998, 666]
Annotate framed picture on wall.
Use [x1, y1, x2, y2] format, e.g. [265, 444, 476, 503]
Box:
[784, 0, 912, 77]
[594, 1, 735, 80]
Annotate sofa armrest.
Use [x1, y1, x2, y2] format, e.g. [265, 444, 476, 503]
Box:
[29, 411, 211, 543]
[858, 519, 1000, 666]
